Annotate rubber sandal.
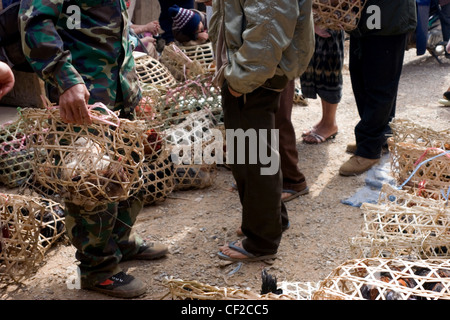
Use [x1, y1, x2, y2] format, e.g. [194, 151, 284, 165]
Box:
[282, 187, 309, 202]
[438, 98, 450, 106]
[303, 131, 338, 144]
[217, 241, 277, 262]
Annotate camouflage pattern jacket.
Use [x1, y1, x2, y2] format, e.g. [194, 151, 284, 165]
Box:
[19, 0, 141, 114]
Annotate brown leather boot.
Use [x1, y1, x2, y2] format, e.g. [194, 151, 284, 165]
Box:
[339, 155, 380, 176]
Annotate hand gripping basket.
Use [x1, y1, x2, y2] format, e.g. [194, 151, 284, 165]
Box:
[313, 258, 450, 300]
[20, 103, 146, 210]
[312, 0, 364, 32]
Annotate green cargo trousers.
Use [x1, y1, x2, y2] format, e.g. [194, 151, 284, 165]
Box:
[64, 196, 144, 287]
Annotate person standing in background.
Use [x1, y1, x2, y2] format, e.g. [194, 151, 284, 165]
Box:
[211, 0, 314, 261]
[300, 26, 345, 145]
[157, 0, 194, 45]
[439, 0, 450, 57]
[339, 0, 417, 176]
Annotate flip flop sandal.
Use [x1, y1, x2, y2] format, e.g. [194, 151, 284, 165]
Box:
[217, 240, 277, 262]
[282, 187, 309, 202]
[303, 132, 338, 144]
[438, 98, 450, 106]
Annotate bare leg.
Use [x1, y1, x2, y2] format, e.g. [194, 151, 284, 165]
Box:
[303, 99, 338, 143]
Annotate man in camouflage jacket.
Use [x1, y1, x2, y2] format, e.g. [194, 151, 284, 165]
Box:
[19, 0, 167, 299]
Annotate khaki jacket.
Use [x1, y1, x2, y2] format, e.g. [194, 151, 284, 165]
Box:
[210, 0, 314, 94]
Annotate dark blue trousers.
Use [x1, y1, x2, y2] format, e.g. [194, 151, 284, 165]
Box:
[349, 34, 408, 159]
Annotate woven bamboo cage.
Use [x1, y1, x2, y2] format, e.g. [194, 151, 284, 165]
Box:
[163, 278, 296, 300]
[0, 193, 45, 283]
[134, 85, 166, 140]
[37, 198, 65, 254]
[152, 73, 222, 130]
[141, 150, 175, 206]
[278, 281, 320, 300]
[179, 42, 215, 73]
[20, 103, 146, 211]
[313, 258, 450, 300]
[165, 110, 221, 190]
[134, 54, 178, 88]
[388, 119, 450, 194]
[141, 125, 165, 162]
[173, 163, 216, 190]
[0, 118, 34, 188]
[312, 0, 364, 32]
[160, 43, 206, 82]
[18, 173, 63, 204]
[350, 184, 450, 259]
[389, 119, 450, 145]
[378, 183, 447, 208]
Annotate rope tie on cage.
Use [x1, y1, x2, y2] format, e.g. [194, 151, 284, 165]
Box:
[397, 150, 450, 199]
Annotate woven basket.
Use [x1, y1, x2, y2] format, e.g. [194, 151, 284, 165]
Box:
[389, 119, 450, 147]
[378, 183, 447, 208]
[141, 150, 175, 206]
[0, 118, 34, 188]
[179, 42, 215, 73]
[278, 281, 320, 300]
[153, 73, 222, 130]
[37, 198, 66, 254]
[160, 43, 206, 82]
[388, 119, 450, 193]
[165, 109, 221, 190]
[134, 54, 178, 88]
[0, 193, 45, 283]
[313, 258, 450, 300]
[312, 0, 363, 32]
[163, 278, 296, 300]
[173, 163, 216, 190]
[18, 173, 63, 204]
[21, 104, 146, 210]
[350, 184, 450, 259]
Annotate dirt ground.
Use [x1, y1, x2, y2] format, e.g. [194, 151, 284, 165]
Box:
[0, 44, 449, 301]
